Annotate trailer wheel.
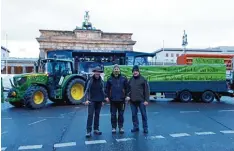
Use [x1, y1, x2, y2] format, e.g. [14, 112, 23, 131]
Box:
[179, 91, 192, 102]
[24, 86, 48, 109]
[66, 78, 85, 105]
[201, 91, 215, 103]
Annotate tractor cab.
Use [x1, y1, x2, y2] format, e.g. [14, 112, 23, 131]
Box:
[35, 58, 73, 76]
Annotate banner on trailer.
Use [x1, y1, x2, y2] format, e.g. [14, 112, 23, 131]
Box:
[193, 58, 224, 64]
[104, 65, 226, 81]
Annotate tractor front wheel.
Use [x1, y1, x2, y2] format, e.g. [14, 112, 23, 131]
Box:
[24, 86, 48, 109]
[66, 79, 85, 105]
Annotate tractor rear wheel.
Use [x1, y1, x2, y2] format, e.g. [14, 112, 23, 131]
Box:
[9, 101, 24, 108]
[24, 86, 48, 109]
[66, 78, 85, 105]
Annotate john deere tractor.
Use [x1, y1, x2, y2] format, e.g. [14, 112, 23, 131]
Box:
[5, 58, 88, 109]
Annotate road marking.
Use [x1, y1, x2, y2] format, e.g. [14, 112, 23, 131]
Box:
[147, 135, 165, 140]
[28, 119, 46, 126]
[1, 131, 8, 135]
[100, 114, 110, 116]
[218, 110, 234, 112]
[180, 111, 200, 113]
[1, 147, 7, 151]
[116, 138, 135, 142]
[85, 140, 107, 145]
[170, 133, 190, 137]
[38, 116, 64, 119]
[138, 112, 159, 115]
[18, 145, 43, 150]
[220, 130, 234, 134]
[195, 131, 216, 135]
[60, 112, 75, 116]
[54, 142, 76, 148]
[2, 117, 12, 120]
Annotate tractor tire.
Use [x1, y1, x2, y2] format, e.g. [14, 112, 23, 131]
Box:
[179, 90, 192, 102]
[66, 78, 85, 105]
[9, 101, 24, 108]
[201, 91, 215, 103]
[24, 86, 48, 109]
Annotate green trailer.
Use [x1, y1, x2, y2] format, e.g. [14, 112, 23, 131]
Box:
[104, 64, 234, 103]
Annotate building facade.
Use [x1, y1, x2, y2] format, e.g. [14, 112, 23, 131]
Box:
[1, 46, 10, 58]
[36, 29, 136, 59]
[1, 45, 37, 74]
[1, 58, 37, 74]
[36, 12, 136, 60]
[154, 48, 233, 63]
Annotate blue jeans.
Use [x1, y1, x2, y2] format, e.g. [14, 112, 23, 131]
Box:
[86, 101, 102, 132]
[110, 102, 125, 128]
[130, 102, 148, 130]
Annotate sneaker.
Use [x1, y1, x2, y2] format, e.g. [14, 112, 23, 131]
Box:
[143, 129, 148, 134]
[112, 128, 116, 134]
[94, 129, 102, 135]
[131, 128, 139, 133]
[86, 132, 91, 138]
[119, 128, 124, 134]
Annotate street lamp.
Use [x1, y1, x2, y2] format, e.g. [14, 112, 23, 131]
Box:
[182, 30, 188, 54]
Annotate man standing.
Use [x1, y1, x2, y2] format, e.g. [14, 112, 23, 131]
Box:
[85, 67, 105, 138]
[126, 65, 150, 133]
[105, 64, 128, 134]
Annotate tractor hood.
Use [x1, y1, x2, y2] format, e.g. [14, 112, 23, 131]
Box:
[12, 73, 48, 87]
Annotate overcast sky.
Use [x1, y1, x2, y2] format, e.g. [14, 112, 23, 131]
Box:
[1, 0, 234, 58]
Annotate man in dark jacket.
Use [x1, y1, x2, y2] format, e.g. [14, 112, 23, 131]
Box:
[105, 64, 128, 134]
[126, 65, 150, 133]
[85, 67, 105, 138]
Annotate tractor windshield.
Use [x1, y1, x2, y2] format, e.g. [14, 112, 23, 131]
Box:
[40, 60, 72, 75]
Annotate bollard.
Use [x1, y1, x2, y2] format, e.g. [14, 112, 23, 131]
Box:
[1, 77, 4, 103]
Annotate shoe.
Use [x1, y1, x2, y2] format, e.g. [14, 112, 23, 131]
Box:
[119, 128, 124, 134]
[94, 129, 102, 135]
[112, 128, 116, 134]
[143, 129, 148, 134]
[86, 132, 91, 138]
[131, 128, 139, 132]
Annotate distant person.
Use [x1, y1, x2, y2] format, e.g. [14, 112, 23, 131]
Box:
[105, 64, 128, 134]
[84, 67, 105, 138]
[126, 65, 150, 133]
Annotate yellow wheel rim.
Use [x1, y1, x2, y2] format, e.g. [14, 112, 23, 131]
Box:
[70, 83, 84, 100]
[33, 91, 44, 104]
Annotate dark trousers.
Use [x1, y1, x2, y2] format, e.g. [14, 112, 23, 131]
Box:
[110, 101, 125, 128]
[130, 102, 148, 129]
[86, 101, 102, 132]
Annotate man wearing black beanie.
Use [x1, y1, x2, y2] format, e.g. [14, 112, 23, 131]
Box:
[126, 65, 150, 133]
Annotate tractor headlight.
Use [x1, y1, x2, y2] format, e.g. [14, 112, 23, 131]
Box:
[11, 91, 16, 97]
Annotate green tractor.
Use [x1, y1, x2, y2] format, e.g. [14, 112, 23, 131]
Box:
[5, 58, 88, 109]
